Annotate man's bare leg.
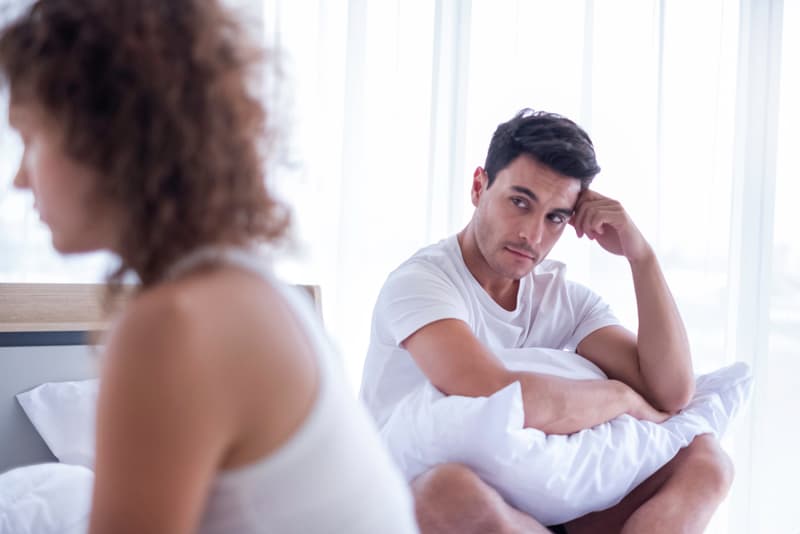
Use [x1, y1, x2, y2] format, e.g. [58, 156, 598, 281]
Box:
[566, 434, 734, 534]
[411, 434, 732, 534]
[411, 463, 552, 534]
[411, 435, 731, 534]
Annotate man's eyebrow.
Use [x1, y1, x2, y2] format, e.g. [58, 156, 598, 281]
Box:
[510, 185, 538, 201]
[510, 185, 574, 216]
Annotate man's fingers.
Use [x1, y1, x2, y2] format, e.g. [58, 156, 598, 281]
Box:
[575, 205, 622, 239]
[574, 206, 592, 237]
[572, 191, 626, 240]
[586, 208, 623, 234]
[573, 199, 606, 236]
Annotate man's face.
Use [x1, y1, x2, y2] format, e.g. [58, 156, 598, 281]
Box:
[471, 154, 581, 280]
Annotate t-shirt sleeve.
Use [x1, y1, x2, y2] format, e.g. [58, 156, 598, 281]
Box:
[563, 281, 621, 350]
[375, 260, 470, 347]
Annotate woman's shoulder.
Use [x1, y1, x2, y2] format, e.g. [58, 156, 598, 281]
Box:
[98, 266, 320, 460]
[101, 266, 316, 400]
[111, 267, 287, 348]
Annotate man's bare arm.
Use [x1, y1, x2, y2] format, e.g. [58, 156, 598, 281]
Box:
[571, 191, 694, 413]
[403, 318, 669, 435]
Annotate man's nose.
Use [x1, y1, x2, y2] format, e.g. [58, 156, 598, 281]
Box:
[520, 217, 545, 246]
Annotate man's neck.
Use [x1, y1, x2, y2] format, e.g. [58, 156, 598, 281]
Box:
[456, 226, 520, 311]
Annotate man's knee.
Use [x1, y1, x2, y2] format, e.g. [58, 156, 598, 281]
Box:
[411, 463, 511, 534]
[682, 435, 735, 499]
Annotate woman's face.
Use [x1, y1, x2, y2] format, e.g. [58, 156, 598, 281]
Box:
[8, 101, 120, 254]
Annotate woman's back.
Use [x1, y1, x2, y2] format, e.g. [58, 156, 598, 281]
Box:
[94, 250, 418, 533]
[187, 252, 419, 533]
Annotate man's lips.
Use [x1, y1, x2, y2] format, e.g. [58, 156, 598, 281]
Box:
[505, 246, 536, 261]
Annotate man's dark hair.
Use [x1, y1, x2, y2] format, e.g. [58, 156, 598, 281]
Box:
[484, 109, 600, 190]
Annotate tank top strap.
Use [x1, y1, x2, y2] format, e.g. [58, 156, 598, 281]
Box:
[163, 245, 338, 378]
[164, 245, 274, 282]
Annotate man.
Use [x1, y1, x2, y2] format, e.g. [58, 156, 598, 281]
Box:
[360, 109, 733, 533]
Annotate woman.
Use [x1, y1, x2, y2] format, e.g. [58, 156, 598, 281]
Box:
[0, 1, 419, 532]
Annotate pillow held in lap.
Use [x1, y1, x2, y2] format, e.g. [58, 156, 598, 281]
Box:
[380, 348, 752, 526]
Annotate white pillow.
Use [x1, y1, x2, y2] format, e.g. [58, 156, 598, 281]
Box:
[380, 348, 752, 526]
[16, 379, 99, 469]
[0, 463, 93, 534]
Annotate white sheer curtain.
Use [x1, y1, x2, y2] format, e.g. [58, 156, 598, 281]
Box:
[0, 0, 797, 530]
[753, 0, 799, 530]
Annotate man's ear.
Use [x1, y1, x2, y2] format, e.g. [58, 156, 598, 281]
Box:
[471, 167, 487, 207]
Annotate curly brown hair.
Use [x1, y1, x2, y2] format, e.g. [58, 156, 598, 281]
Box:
[0, 0, 289, 289]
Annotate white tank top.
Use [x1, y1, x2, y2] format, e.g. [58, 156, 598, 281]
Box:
[166, 248, 419, 534]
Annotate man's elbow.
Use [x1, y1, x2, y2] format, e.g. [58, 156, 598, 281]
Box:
[658, 379, 695, 414]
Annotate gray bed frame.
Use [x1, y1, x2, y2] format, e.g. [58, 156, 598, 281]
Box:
[0, 283, 321, 474]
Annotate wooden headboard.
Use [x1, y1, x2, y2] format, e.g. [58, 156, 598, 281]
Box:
[0, 283, 322, 334]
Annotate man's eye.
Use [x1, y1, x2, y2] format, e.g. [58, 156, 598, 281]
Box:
[511, 197, 527, 209]
[548, 213, 566, 224]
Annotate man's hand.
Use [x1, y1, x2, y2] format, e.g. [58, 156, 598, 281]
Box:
[570, 190, 653, 264]
[623, 383, 672, 424]
[514, 374, 671, 434]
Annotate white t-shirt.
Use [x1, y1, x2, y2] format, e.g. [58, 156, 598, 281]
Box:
[360, 234, 620, 428]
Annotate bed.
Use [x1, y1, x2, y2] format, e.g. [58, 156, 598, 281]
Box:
[0, 282, 321, 474]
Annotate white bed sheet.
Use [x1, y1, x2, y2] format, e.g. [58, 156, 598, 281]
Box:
[0, 463, 93, 534]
